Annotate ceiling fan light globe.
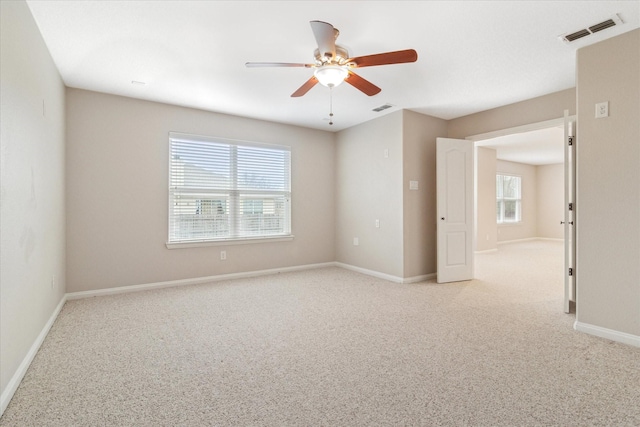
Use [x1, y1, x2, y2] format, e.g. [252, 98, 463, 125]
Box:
[314, 65, 349, 88]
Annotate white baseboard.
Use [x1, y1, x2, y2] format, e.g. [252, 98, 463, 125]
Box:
[402, 273, 437, 284]
[475, 248, 498, 254]
[1, 294, 67, 417]
[498, 237, 563, 245]
[335, 262, 403, 283]
[574, 321, 640, 348]
[497, 237, 538, 245]
[67, 262, 336, 300]
[335, 263, 435, 284]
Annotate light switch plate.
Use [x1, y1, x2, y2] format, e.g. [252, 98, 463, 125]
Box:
[409, 180, 419, 190]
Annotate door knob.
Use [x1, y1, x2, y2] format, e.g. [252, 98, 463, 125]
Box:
[441, 217, 445, 220]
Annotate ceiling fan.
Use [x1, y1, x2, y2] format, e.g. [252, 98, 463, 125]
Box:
[246, 20, 418, 97]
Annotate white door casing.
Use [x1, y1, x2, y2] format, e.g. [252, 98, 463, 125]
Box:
[564, 111, 577, 313]
[437, 138, 474, 283]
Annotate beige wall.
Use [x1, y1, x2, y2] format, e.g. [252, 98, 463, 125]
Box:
[335, 112, 404, 277]
[451, 89, 574, 251]
[66, 89, 336, 292]
[4, 8, 638, 410]
[448, 88, 576, 139]
[0, 0, 66, 404]
[496, 160, 537, 242]
[476, 155, 563, 248]
[576, 29, 640, 336]
[537, 164, 564, 239]
[402, 110, 449, 278]
[475, 147, 498, 251]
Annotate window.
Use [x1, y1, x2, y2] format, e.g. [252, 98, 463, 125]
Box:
[168, 133, 291, 244]
[496, 174, 521, 223]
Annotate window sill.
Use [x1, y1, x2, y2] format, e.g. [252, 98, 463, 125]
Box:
[498, 222, 522, 227]
[166, 235, 294, 249]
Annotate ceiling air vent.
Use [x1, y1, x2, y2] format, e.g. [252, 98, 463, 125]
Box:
[560, 14, 623, 44]
[564, 29, 591, 42]
[372, 104, 393, 112]
[589, 19, 617, 34]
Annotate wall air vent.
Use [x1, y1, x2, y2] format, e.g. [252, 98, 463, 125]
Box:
[372, 104, 393, 112]
[560, 14, 623, 44]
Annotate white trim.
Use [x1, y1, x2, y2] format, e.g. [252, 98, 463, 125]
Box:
[497, 237, 539, 245]
[497, 237, 564, 245]
[334, 263, 403, 283]
[475, 248, 498, 254]
[466, 116, 575, 142]
[479, 238, 562, 252]
[402, 273, 436, 284]
[574, 321, 640, 348]
[1, 295, 67, 417]
[166, 235, 294, 249]
[66, 262, 336, 300]
[334, 263, 436, 284]
[65, 261, 435, 301]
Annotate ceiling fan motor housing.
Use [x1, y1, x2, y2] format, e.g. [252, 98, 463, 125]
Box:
[314, 45, 350, 65]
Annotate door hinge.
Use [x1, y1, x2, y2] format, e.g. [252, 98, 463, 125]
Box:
[568, 268, 574, 276]
[568, 202, 573, 211]
[568, 136, 574, 146]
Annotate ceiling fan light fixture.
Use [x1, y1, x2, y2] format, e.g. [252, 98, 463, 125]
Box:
[314, 65, 348, 88]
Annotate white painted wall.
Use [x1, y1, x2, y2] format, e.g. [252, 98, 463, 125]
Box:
[576, 29, 640, 337]
[0, 0, 66, 406]
[66, 89, 336, 292]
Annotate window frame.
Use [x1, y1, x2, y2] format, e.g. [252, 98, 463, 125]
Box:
[166, 132, 293, 249]
[496, 173, 522, 224]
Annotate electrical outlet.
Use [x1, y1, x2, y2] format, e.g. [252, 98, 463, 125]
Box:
[375, 219, 380, 228]
[595, 101, 609, 118]
[353, 237, 359, 246]
[384, 149, 389, 158]
[220, 250, 226, 260]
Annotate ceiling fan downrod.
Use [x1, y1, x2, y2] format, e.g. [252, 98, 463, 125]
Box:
[329, 86, 334, 126]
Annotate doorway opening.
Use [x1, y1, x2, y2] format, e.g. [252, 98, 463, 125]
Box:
[466, 116, 575, 312]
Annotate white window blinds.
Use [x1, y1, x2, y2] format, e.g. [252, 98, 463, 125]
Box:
[496, 174, 522, 223]
[168, 133, 291, 243]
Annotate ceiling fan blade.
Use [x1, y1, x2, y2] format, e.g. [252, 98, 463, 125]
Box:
[347, 49, 418, 68]
[291, 76, 319, 97]
[246, 62, 313, 68]
[345, 71, 381, 96]
[310, 20, 337, 61]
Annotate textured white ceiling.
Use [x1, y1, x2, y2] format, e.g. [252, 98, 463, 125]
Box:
[476, 126, 565, 166]
[26, 1, 640, 132]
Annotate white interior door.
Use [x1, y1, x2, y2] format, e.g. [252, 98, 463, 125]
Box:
[564, 111, 577, 313]
[437, 138, 474, 283]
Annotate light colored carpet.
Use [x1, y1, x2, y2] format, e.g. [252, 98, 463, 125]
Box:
[2, 240, 639, 426]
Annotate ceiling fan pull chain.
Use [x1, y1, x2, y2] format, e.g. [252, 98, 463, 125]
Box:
[329, 87, 334, 126]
